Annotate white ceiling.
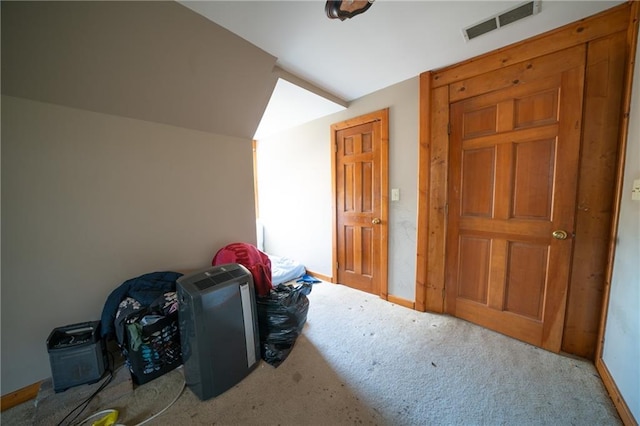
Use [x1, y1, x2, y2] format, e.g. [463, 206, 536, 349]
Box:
[180, 0, 624, 136]
[253, 78, 346, 139]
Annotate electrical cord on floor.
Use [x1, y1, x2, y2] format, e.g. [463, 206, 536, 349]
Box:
[130, 377, 186, 426]
[56, 350, 117, 426]
[74, 365, 186, 426]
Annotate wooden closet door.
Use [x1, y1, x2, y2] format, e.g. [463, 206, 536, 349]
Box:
[445, 46, 585, 351]
[335, 121, 382, 295]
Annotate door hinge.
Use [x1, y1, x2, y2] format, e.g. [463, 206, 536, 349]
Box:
[447, 122, 451, 135]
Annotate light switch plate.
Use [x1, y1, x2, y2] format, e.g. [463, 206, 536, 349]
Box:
[391, 188, 400, 201]
[632, 179, 640, 201]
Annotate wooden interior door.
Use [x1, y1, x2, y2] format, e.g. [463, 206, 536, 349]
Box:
[446, 47, 585, 351]
[333, 110, 389, 297]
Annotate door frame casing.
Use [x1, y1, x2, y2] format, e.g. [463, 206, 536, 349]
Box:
[331, 108, 390, 299]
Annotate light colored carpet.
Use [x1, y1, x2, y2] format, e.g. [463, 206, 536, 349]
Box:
[2, 281, 621, 425]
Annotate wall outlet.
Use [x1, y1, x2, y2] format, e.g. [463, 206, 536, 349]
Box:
[632, 179, 640, 201]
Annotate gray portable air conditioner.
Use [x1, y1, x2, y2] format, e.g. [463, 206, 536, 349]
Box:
[177, 263, 260, 401]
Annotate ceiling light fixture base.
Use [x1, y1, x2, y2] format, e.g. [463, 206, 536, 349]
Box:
[325, 0, 374, 21]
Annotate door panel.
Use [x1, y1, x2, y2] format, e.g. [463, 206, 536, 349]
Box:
[457, 236, 490, 304]
[504, 242, 547, 319]
[446, 46, 585, 351]
[461, 147, 494, 217]
[512, 139, 555, 219]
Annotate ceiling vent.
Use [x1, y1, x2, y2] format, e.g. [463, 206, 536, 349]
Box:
[463, 1, 541, 41]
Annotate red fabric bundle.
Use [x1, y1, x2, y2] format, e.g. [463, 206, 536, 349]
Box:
[212, 242, 273, 297]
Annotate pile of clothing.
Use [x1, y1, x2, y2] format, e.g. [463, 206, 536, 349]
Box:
[113, 291, 178, 351]
[212, 242, 313, 367]
[100, 271, 183, 383]
[100, 271, 182, 341]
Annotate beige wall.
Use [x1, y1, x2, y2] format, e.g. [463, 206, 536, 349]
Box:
[602, 30, 640, 421]
[256, 77, 419, 301]
[1, 95, 257, 394]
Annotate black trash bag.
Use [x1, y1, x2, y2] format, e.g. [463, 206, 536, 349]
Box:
[256, 283, 312, 367]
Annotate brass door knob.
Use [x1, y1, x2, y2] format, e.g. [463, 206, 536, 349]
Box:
[552, 230, 568, 240]
[372, 218, 381, 225]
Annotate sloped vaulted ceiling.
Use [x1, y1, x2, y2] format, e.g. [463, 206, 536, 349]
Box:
[1, 1, 278, 139]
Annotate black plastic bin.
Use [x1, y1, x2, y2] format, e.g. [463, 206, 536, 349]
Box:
[121, 309, 182, 385]
[47, 321, 107, 392]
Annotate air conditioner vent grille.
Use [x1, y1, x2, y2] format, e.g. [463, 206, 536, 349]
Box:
[463, 1, 541, 42]
[499, 1, 535, 27]
[466, 18, 499, 40]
